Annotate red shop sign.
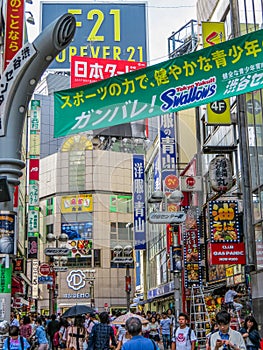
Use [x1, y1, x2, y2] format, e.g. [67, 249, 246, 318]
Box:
[210, 242, 246, 265]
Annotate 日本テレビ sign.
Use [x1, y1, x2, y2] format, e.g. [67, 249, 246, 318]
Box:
[54, 28, 263, 137]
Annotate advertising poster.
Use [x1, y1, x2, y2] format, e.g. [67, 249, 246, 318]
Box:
[0, 212, 16, 254]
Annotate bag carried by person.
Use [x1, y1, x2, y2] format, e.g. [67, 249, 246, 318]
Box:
[53, 330, 60, 347]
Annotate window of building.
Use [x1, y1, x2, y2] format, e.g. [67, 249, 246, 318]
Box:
[67, 249, 101, 268]
[110, 196, 132, 213]
[110, 222, 133, 242]
[46, 198, 54, 216]
[69, 151, 85, 191]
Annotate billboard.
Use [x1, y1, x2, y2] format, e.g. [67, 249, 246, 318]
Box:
[41, 2, 147, 70]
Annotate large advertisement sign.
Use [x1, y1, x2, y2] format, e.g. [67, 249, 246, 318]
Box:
[0, 212, 16, 254]
[41, 3, 147, 70]
[61, 194, 93, 213]
[71, 57, 146, 87]
[54, 29, 263, 137]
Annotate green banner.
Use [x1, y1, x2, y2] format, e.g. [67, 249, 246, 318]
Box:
[54, 29, 263, 138]
[0, 265, 11, 293]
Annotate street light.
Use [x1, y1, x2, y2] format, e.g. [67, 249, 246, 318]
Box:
[113, 245, 134, 311]
[84, 270, 96, 308]
[46, 233, 69, 314]
[148, 189, 184, 319]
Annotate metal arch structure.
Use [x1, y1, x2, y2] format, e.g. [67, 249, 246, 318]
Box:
[0, 13, 76, 209]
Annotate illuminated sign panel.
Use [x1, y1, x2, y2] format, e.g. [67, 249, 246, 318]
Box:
[41, 2, 147, 69]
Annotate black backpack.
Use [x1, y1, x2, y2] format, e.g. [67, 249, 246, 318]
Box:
[7, 335, 24, 350]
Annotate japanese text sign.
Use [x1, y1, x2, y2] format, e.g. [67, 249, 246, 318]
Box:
[55, 29, 263, 137]
[133, 154, 146, 250]
[209, 200, 240, 242]
[71, 57, 146, 87]
[209, 155, 233, 192]
[4, 0, 24, 69]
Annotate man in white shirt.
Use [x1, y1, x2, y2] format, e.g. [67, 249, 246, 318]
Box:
[171, 312, 196, 350]
[210, 311, 246, 350]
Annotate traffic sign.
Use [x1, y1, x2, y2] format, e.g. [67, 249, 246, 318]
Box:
[53, 266, 68, 272]
[44, 247, 69, 256]
[111, 257, 134, 264]
[39, 263, 51, 276]
[149, 211, 186, 224]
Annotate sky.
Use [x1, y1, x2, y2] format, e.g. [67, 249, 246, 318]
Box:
[25, 0, 197, 65]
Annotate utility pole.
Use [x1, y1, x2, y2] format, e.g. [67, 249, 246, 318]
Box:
[229, 0, 256, 312]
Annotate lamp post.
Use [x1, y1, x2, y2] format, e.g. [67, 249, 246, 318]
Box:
[84, 269, 96, 309]
[46, 233, 68, 315]
[113, 245, 134, 311]
[148, 190, 184, 319]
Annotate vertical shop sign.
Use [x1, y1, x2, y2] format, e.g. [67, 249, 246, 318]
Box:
[159, 114, 177, 210]
[28, 183, 39, 206]
[27, 236, 38, 259]
[4, 0, 25, 69]
[32, 259, 39, 299]
[202, 22, 231, 125]
[209, 200, 240, 242]
[133, 154, 146, 250]
[27, 210, 39, 233]
[0, 211, 16, 254]
[29, 159, 39, 181]
[0, 265, 12, 293]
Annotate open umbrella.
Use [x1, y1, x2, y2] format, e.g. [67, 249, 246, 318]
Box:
[112, 312, 149, 325]
[61, 305, 94, 318]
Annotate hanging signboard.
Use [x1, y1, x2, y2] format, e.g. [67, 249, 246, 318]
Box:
[209, 155, 232, 192]
[55, 29, 263, 137]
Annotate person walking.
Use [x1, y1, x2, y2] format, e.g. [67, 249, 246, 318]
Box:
[19, 315, 32, 345]
[239, 315, 261, 350]
[87, 312, 117, 350]
[171, 312, 196, 350]
[10, 312, 20, 327]
[66, 315, 87, 350]
[3, 325, 30, 350]
[148, 315, 160, 345]
[210, 310, 246, 350]
[121, 317, 160, 350]
[47, 314, 60, 350]
[160, 311, 172, 350]
[34, 317, 49, 350]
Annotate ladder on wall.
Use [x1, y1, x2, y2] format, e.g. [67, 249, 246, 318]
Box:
[190, 285, 211, 349]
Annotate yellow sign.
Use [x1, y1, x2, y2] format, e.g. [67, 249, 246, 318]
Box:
[61, 194, 93, 213]
[226, 267, 234, 277]
[30, 132, 40, 156]
[202, 22, 231, 125]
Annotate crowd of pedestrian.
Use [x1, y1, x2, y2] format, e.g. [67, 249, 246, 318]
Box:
[4, 308, 261, 350]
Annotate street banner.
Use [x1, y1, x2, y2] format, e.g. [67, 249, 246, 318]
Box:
[54, 29, 263, 137]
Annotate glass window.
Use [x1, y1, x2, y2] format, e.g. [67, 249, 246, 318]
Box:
[46, 224, 53, 237]
[46, 198, 54, 216]
[67, 256, 92, 267]
[69, 151, 85, 191]
[94, 249, 101, 267]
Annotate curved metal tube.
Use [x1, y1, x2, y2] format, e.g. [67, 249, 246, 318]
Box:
[0, 13, 76, 186]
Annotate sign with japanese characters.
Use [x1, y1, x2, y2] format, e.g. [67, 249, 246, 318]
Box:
[209, 200, 240, 242]
[41, 2, 147, 70]
[159, 114, 177, 201]
[0, 265, 11, 293]
[71, 57, 146, 87]
[209, 155, 232, 192]
[54, 29, 263, 137]
[61, 194, 93, 213]
[133, 154, 146, 250]
[4, 0, 25, 69]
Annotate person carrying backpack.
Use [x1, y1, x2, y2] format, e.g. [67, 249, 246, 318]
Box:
[171, 312, 197, 350]
[3, 325, 30, 350]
